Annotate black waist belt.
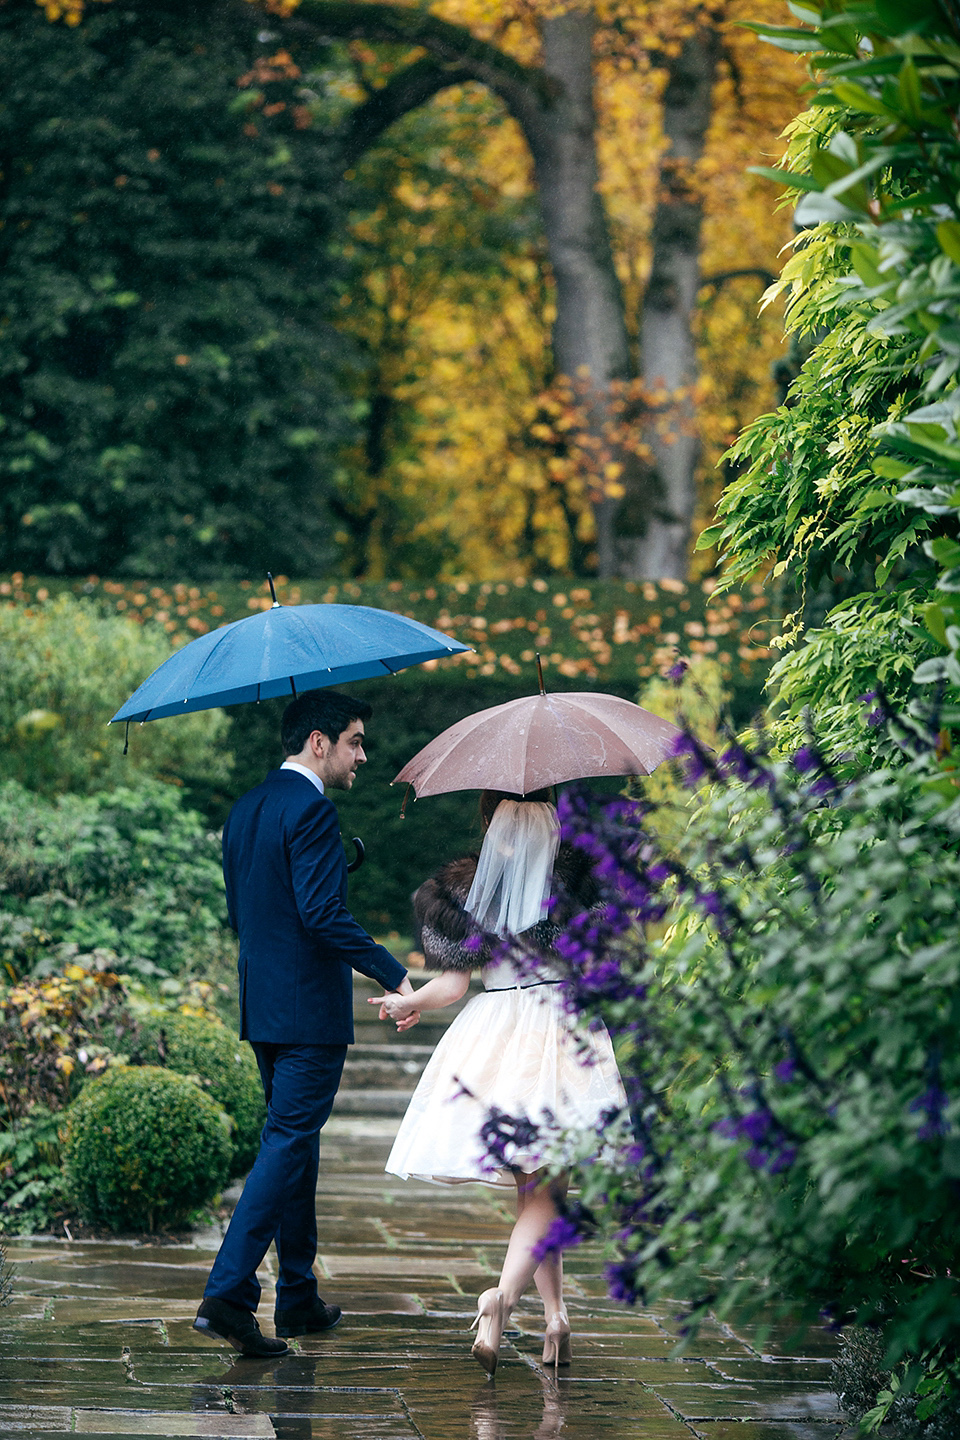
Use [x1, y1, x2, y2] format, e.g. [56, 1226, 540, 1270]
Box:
[484, 980, 563, 992]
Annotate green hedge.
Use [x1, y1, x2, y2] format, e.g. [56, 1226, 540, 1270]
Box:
[133, 1014, 264, 1177]
[64, 1065, 231, 1232]
[0, 575, 779, 933]
[0, 778, 229, 977]
[0, 594, 230, 801]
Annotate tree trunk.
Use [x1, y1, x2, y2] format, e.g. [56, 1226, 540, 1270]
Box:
[525, 11, 632, 577]
[292, 2, 634, 576]
[618, 22, 720, 580]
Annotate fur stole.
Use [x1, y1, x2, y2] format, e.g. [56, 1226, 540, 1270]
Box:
[412, 842, 599, 973]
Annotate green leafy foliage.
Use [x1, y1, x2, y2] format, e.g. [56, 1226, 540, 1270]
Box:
[702, 0, 960, 760]
[63, 1064, 231, 1232]
[629, 656, 729, 851]
[706, 297, 928, 603]
[0, 594, 230, 798]
[0, 1105, 67, 1236]
[0, 965, 133, 1119]
[765, 587, 935, 761]
[0, 962, 134, 1232]
[548, 736, 960, 1421]
[834, 1325, 960, 1436]
[0, 0, 349, 578]
[0, 779, 230, 977]
[132, 1014, 264, 1178]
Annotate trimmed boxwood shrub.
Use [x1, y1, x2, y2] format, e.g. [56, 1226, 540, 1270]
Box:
[64, 1065, 231, 1232]
[134, 1015, 264, 1178]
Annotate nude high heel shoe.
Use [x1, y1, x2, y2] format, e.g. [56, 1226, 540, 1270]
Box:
[542, 1314, 572, 1375]
[470, 1288, 505, 1377]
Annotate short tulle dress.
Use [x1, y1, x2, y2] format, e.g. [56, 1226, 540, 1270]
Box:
[385, 819, 626, 1187]
[385, 951, 625, 1187]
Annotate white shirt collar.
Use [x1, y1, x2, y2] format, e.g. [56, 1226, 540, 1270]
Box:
[280, 760, 325, 795]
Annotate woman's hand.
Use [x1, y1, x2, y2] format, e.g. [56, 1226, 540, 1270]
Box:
[368, 991, 421, 1031]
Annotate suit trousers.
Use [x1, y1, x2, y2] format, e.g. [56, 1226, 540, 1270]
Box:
[203, 1042, 347, 1313]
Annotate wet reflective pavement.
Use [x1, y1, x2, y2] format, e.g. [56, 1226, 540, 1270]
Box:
[0, 992, 855, 1438]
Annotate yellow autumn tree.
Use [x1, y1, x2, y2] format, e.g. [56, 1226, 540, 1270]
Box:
[33, 0, 803, 582]
[323, 0, 802, 579]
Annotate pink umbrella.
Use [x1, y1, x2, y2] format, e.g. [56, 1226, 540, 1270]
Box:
[393, 684, 682, 798]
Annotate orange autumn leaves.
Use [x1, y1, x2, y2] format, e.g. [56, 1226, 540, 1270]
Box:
[0, 570, 777, 690]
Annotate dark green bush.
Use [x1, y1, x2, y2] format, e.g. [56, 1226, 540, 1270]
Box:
[0, 596, 230, 799]
[64, 1065, 230, 1232]
[134, 1014, 264, 1178]
[0, 778, 230, 977]
[0, 0, 347, 580]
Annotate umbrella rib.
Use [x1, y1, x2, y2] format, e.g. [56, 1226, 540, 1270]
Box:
[174, 623, 243, 696]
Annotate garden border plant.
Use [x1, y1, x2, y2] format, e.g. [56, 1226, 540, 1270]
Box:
[480, 696, 960, 1430]
[64, 1064, 231, 1233]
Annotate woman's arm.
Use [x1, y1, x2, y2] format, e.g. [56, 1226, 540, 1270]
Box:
[368, 968, 471, 1031]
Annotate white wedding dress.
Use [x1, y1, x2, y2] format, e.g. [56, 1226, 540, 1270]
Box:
[385, 948, 626, 1188]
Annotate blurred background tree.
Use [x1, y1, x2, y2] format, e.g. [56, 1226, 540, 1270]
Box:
[295, 0, 804, 580]
[0, 0, 350, 579]
[4, 0, 802, 583]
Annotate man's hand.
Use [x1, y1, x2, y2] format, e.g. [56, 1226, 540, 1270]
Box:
[368, 975, 420, 1032]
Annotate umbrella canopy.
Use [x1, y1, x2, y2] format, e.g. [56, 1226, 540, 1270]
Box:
[393, 690, 682, 797]
[110, 602, 470, 724]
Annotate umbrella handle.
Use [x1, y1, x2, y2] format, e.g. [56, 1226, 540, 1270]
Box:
[346, 836, 365, 873]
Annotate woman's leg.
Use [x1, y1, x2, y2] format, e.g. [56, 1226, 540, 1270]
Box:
[471, 1169, 571, 1375]
[497, 1169, 567, 1315]
[521, 1172, 568, 1320]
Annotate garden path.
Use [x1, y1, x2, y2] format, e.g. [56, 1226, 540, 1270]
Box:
[0, 978, 854, 1440]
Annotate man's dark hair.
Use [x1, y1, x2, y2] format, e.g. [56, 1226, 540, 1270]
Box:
[281, 691, 372, 757]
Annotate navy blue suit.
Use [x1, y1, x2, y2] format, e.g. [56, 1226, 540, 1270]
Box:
[204, 768, 407, 1314]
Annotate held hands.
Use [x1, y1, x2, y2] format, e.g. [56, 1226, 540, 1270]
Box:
[368, 975, 420, 1032]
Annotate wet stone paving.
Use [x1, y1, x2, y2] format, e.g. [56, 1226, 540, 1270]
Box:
[1, 982, 855, 1439]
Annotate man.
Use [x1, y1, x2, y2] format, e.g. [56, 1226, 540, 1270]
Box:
[194, 690, 414, 1357]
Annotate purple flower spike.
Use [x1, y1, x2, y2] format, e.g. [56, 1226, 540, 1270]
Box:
[605, 1257, 641, 1306]
[670, 732, 715, 785]
[909, 1085, 950, 1141]
[713, 1106, 797, 1173]
[666, 658, 688, 685]
[697, 890, 724, 920]
[531, 1214, 585, 1263]
[793, 746, 817, 774]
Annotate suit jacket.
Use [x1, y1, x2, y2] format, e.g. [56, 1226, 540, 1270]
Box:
[223, 768, 407, 1045]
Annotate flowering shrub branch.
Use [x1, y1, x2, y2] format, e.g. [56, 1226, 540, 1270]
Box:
[484, 706, 960, 1418]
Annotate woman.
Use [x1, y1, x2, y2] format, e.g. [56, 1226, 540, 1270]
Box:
[374, 790, 625, 1377]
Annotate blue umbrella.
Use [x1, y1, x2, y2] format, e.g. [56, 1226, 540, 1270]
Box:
[109, 590, 471, 725]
